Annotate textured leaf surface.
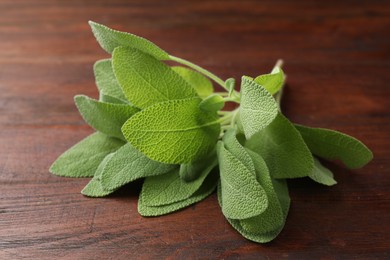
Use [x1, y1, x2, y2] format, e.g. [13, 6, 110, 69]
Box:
[99, 92, 127, 104]
[295, 124, 373, 169]
[217, 141, 268, 219]
[199, 94, 225, 112]
[309, 158, 337, 186]
[245, 113, 314, 179]
[122, 97, 220, 164]
[172, 66, 213, 98]
[81, 153, 115, 197]
[94, 59, 127, 102]
[138, 171, 218, 217]
[112, 47, 197, 109]
[100, 143, 176, 191]
[240, 76, 279, 138]
[89, 21, 169, 59]
[50, 133, 124, 178]
[74, 95, 139, 140]
[254, 69, 285, 95]
[180, 150, 217, 182]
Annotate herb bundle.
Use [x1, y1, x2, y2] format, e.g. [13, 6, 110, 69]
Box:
[50, 21, 373, 243]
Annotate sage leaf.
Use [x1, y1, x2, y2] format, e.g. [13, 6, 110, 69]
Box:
[138, 170, 218, 217]
[254, 68, 285, 95]
[225, 78, 235, 97]
[309, 158, 337, 186]
[122, 97, 220, 164]
[217, 141, 268, 219]
[94, 59, 127, 102]
[99, 92, 128, 104]
[141, 162, 216, 206]
[50, 132, 124, 178]
[199, 94, 225, 112]
[100, 143, 176, 191]
[240, 76, 279, 139]
[74, 95, 139, 140]
[172, 66, 213, 98]
[245, 112, 314, 179]
[81, 153, 115, 197]
[112, 47, 197, 109]
[89, 21, 169, 59]
[295, 124, 373, 169]
[180, 150, 217, 182]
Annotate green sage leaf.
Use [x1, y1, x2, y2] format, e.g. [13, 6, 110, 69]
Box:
[172, 66, 213, 98]
[295, 124, 373, 169]
[100, 143, 177, 191]
[199, 94, 225, 112]
[99, 92, 128, 104]
[74, 95, 139, 140]
[309, 158, 337, 186]
[89, 21, 169, 59]
[122, 97, 220, 164]
[245, 112, 314, 179]
[225, 78, 235, 97]
[254, 68, 285, 95]
[50, 132, 124, 178]
[240, 76, 279, 139]
[112, 47, 197, 109]
[180, 150, 218, 182]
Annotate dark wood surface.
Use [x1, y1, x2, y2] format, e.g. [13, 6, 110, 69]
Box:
[1, 0, 389, 259]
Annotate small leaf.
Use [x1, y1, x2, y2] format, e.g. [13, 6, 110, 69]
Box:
[112, 47, 197, 109]
[180, 150, 218, 182]
[138, 170, 218, 217]
[94, 59, 127, 102]
[295, 124, 373, 169]
[199, 94, 225, 112]
[50, 132, 124, 178]
[245, 113, 314, 179]
[239, 76, 279, 139]
[217, 141, 268, 219]
[254, 69, 285, 95]
[172, 66, 213, 98]
[225, 78, 235, 97]
[81, 153, 115, 197]
[74, 95, 139, 140]
[309, 158, 337, 186]
[89, 21, 169, 59]
[122, 97, 220, 164]
[100, 143, 176, 191]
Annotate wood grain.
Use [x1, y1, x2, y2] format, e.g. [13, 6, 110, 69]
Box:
[1, 0, 389, 258]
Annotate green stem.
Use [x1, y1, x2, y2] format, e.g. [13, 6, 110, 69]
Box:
[169, 55, 228, 91]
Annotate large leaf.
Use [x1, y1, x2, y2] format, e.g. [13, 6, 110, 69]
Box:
[50, 133, 124, 178]
[89, 21, 169, 59]
[100, 143, 176, 191]
[245, 112, 314, 179]
[74, 95, 139, 140]
[171, 66, 213, 98]
[93, 59, 127, 102]
[112, 47, 197, 109]
[122, 97, 220, 164]
[295, 124, 373, 169]
[239, 76, 279, 138]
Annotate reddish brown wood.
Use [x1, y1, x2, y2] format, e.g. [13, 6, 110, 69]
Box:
[1, 0, 389, 258]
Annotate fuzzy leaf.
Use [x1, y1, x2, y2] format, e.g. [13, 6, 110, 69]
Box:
[99, 92, 128, 104]
[217, 141, 268, 219]
[94, 59, 127, 102]
[245, 112, 314, 179]
[295, 124, 373, 169]
[254, 69, 285, 95]
[122, 97, 220, 164]
[180, 150, 217, 182]
[81, 153, 115, 197]
[172, 66, 213, 98]
[112, 47, 197, 109]
[50, 133, 124, 178]
[74, 95, 139, 140]
[100, 143, 176, 191]
[141, 161, 215, 206]
[240, 76, 279, 138]
[138, 170, 218, 217]
[199, 94, 225, 112]
[309, 158, 337, 186]
[89, 21, 169, 59]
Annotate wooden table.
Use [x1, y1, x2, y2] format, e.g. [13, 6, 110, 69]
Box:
[1, 0, 389, 258]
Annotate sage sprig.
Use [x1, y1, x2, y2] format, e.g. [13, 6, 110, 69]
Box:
[50, 21, 373, 243]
